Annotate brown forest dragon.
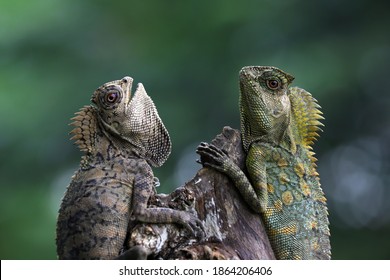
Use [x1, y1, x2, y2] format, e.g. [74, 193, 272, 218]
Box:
[56, 76, 203, 259]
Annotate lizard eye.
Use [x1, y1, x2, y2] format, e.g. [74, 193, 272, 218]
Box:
[105, 91, 120, 103]
[99, 89, 122, 109]
[266, 79, 280, 90]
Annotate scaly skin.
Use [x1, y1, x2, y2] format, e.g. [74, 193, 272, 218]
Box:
[197, 66, 330, 259]
[56, 77, 203, 259]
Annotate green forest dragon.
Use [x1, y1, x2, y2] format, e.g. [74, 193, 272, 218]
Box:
[197, 66, 331, 259]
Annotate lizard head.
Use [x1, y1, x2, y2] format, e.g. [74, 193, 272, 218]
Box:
[239, 66, 294, 151]
[91, 76, 134, 133]
[90, 76, 171, 167]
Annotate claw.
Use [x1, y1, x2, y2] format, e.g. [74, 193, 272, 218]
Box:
[197, 142, 222, 158]
[196, 141, 238, 176]
[184, 217, 205, 240]
[221, 148, 229, 156]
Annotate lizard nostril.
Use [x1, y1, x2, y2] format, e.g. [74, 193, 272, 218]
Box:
[121, 76, 131, 84]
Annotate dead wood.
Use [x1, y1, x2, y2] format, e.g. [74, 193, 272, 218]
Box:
[128, 126, 275, 260]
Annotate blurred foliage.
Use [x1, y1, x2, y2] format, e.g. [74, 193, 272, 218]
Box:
[1, 0, 389, 259]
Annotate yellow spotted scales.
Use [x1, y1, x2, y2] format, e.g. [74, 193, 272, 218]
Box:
[197, 66, 330, 259]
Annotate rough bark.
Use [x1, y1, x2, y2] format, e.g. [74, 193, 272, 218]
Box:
[128, 126, 275, 260]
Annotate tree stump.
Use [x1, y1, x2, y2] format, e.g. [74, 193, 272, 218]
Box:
[128, 126, 275, 260]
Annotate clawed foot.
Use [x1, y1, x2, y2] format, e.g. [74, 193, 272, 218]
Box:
[153, 177, 160, 187]
[181, 214, 205, 240]
[196, 142, 231, 173]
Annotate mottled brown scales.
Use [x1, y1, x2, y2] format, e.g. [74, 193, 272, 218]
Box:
[197, 66, 330, 259]
[56, 76, 203, 259]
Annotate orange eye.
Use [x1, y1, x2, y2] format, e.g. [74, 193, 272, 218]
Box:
[106, 91, 119, 103]
[266, 79, 280, 90]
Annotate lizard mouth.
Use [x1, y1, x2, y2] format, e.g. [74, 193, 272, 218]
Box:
[126, 82, 146, 110]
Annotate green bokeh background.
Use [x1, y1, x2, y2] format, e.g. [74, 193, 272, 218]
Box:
[1, 0, 389, 259]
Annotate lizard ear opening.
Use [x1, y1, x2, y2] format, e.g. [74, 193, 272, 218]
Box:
[127, 83, 172, 167]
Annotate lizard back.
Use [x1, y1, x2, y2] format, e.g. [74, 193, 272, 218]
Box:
[56, 155, 153, 259]
[250, 142, 330, 259]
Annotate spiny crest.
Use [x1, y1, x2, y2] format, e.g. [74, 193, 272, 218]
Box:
[288, 87, 324, 152]
[69, 106, 98, 154]
[127, 83, 172, 167]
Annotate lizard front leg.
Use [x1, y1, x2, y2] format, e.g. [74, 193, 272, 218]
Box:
[132, 173, 205, 238]
[196, 142, 268, 214]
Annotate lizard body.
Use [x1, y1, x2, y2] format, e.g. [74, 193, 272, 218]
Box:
[56, 77, 203, 259]
[197, 66, 330, 259]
